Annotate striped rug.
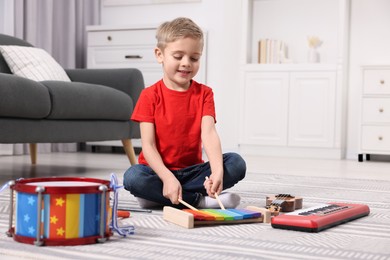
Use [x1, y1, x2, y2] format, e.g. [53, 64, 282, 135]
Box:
[0, 173, 389, 260]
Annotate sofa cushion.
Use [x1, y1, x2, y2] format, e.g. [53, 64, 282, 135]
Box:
[0, 34, 33, 74]
[0, 74, 51, 119]
[41, 81, 133, 120]
[0, 45, 71, 82]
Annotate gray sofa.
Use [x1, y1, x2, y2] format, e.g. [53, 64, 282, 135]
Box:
[0, 33, 143, 165]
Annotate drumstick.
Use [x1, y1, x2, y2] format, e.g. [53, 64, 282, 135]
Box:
[178, 199, 199, 211]
[205, 176, 225, 210]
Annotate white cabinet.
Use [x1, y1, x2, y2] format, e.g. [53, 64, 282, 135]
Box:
[358, 65, 390, 161]
[240, 67, 342, 158]
[86, 26, 160, 87]
[239, 0, 348, 158]
[240, 66, 337, 156]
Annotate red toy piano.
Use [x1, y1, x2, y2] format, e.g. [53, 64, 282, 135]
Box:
[271, 202, 370, 232]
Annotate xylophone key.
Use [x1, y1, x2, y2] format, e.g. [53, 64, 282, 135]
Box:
[202, 209, 234, 220]
[183, 209, 216, 221]
[213, 209, 245, 220]
[227, 209, 262, 219]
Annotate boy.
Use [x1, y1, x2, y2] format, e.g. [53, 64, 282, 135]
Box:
[123, 17, 246, 209]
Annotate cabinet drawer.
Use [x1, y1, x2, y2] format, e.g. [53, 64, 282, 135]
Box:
[88, 29, 156, 46]
[361, 126, 390, 151]
[362, 98, 390, 123]
[88, 46, 157, 67]
[363, 69, 390, 95]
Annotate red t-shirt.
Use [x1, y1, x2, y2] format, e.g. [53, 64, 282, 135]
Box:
[131, 80, 216, 170]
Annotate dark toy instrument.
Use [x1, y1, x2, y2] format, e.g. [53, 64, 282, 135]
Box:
[266, 194, 303, 213]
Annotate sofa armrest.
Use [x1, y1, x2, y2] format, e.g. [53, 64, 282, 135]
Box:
[65, 68, 144, 106]
[0, 73, 51, 118]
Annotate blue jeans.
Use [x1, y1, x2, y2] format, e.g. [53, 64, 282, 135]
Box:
[123, 152, 246, 208]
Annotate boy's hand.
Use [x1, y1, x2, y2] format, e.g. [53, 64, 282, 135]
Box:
[204, 175, 223, 198]
[162, 176, 182, 204]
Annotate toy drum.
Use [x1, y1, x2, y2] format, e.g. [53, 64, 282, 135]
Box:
[7, 177, 112, 246]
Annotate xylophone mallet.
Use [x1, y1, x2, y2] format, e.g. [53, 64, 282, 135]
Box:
[178, 198, 199, 211]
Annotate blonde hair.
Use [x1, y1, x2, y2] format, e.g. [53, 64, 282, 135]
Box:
[156, 17, 204, 51]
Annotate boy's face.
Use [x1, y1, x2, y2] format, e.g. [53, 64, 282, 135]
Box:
[155, 37, 202, 91]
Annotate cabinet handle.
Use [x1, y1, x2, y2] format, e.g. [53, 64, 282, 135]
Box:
[380, 79, 385, 84]
[107, 36, 112, 41]
[125, 55, 143, 59]
[378, 136, 383, 141]
[379, 108, 384, 113]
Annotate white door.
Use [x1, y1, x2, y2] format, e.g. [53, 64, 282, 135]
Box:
[288, 72, 336, 147]
[241, 72, 289, 146]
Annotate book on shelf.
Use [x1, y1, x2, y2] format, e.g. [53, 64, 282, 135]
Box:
[258, 39, 287, 64]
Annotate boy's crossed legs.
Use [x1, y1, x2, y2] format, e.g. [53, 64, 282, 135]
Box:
[137, 192, 241, 209]
[123, 152, 246, 209]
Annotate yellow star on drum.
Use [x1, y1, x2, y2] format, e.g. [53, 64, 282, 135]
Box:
[50, 215, 58, 224]
[55, 197, 65, 207]
[56, 227, 65, 236]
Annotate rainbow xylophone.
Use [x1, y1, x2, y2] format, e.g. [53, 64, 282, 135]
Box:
[163, 206, 271, 228]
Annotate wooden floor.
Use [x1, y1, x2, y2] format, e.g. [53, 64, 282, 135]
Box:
[0, 151, 389, 184]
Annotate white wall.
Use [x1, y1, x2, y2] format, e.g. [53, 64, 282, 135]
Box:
[101, 0, 390, 158]
[346, 0, 390, 159]
[101, 0, 242, 151]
